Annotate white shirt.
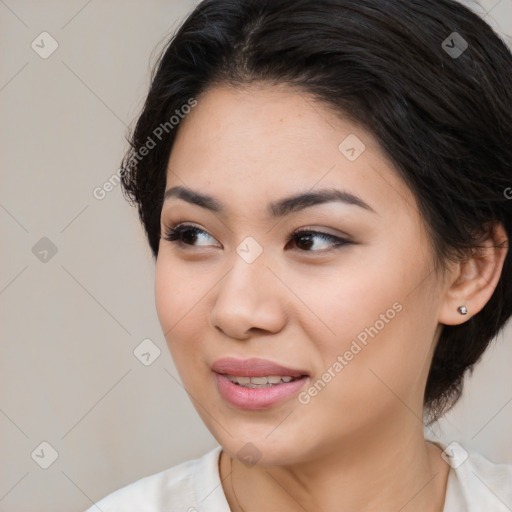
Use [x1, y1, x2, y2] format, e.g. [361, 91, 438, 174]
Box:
[85, 442, 512, 511]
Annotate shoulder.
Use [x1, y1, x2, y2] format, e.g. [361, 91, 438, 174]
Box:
[438, 441, 512, 512]
[84, 445, 228, 512]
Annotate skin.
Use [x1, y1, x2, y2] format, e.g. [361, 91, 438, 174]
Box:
[154, 83, 508, 512]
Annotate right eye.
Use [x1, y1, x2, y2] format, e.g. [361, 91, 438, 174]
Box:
[162, 223, 220, 248]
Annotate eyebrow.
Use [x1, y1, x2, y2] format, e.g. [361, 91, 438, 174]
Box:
[163, 186, 375, 217]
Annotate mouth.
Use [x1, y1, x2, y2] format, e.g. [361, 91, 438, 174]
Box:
[211, 357, 310, 409]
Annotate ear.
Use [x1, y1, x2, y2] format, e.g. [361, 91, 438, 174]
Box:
[438, 222, 508, 326]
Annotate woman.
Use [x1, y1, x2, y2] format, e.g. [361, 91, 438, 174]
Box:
[86, 0, 512, 510]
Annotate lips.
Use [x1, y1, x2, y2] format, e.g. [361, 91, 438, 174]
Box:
[211, 357, 309, 378]
[211, 357, 310, 409]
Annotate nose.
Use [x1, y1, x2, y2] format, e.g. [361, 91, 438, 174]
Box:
[210, 253, 288, 340]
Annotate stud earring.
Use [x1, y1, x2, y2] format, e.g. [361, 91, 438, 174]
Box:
[457, 305, 468, 315]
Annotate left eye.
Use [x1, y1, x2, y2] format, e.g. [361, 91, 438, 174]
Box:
[162, 224, 348, 252]
[288, 229, 348, 252]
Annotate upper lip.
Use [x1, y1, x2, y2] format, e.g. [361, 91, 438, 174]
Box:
[212, 357, 308, 378]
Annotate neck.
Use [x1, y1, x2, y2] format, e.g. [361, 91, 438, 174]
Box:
[221, 416, 450, 512]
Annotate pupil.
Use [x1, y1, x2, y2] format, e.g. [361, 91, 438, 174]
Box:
[297, 233, 313, 250]
[183, 230, 198, 244]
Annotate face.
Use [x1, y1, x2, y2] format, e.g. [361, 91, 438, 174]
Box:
[155, 83, 447, 466]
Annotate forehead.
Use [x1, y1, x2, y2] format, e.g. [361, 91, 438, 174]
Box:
[171, 83, 382, 160]
[165, 84, 416, 219]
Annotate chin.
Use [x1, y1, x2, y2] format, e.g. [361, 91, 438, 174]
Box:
[211, 423, 313, 467]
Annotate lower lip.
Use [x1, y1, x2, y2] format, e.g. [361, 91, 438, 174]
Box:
[214, 373, 308, 410]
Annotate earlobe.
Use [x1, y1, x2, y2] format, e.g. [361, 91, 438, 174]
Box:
[438, 222, 508, 326]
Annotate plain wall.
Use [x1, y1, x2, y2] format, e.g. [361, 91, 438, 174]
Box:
[1, 1, 511, 510]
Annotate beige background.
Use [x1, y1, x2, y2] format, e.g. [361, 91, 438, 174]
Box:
[1, 1, 511, 510]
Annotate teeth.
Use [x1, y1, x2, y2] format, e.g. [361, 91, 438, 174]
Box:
[250, 376, 268, 385]
[225, 375, 301, 387]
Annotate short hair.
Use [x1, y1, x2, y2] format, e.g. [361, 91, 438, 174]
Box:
[120, 0, 512, 422]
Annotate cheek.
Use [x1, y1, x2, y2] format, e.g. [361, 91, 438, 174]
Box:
[295, 243, 436, 405]
[154, 258, 206, 363]
[155, 255, 230, 390]
[297, 306, 429, 437]
[288, 251, 405, 351]
[154, 256, 205, 330]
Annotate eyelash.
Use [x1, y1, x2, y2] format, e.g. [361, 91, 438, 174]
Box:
[162, 223, 350, 253]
